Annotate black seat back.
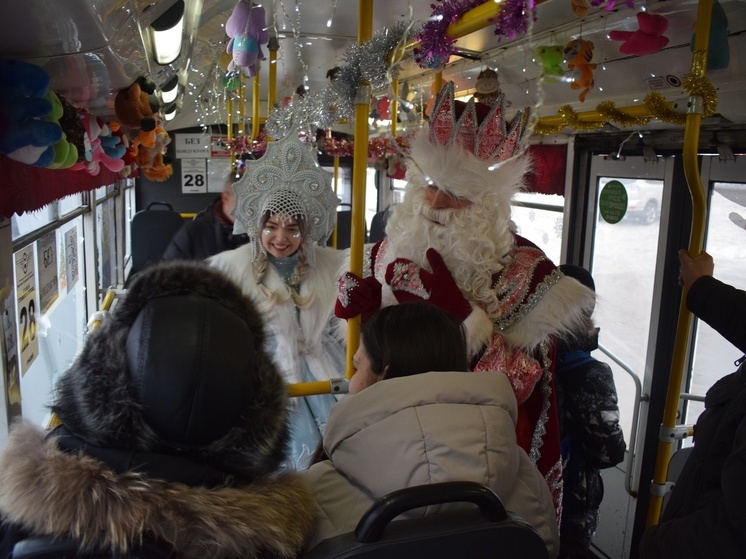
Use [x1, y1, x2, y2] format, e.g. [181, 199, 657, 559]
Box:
[129, 201, 185, 282]
[302, 481, 548, 559]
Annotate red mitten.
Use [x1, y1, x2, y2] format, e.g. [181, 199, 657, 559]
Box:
[385, 248, 472, 321]
[335, 271, 382, 321]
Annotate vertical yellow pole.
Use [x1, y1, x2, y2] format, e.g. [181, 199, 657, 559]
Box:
[252, 73, 261, 140]
[227, 93, 234, 171]
[346, 0, 373, 379]
[433, 71, 443, 94]
[238, 78, 245, 135]
[268, 37, 279, 114]
[391, 80, 399, 137]
[331, 156, 340, 248]
[646, 0, 713, 528]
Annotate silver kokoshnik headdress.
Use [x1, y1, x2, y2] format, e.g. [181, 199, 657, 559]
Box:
[232, 133, 339, 266]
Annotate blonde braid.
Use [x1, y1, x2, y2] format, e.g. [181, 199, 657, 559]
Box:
[289, 247, 315, 309]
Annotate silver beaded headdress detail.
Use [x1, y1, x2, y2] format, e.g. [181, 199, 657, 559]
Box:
[233, 133, 339, 265]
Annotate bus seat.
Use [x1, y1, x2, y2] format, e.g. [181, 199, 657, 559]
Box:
[128, 201, 185, 283]
[302, 481, 548, 559]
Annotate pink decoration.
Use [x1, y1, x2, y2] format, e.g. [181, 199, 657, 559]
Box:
[609, 12, 670, 56]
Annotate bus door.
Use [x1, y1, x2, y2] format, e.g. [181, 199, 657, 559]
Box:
[582, 154, 674, 559]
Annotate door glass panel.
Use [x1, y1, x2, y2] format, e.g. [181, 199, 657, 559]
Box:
[591, 176, 664, 441]
[685, 181, 746, 425]
[511, 192, 564, 265]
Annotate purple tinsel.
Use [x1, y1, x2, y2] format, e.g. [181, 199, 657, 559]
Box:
[413, 0, 483, 69]
[493, 0, 537, 41]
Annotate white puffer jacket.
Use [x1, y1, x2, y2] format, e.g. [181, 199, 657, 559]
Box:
[305, 371, 559, 557]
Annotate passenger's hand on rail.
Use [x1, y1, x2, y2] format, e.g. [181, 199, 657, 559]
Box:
[678, 249, 714, 289]
[385, 248, 472, 321]
[335, 272, 382, 321]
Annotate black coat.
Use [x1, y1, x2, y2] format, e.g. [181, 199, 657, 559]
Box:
[163, 198, 248, 261]
[640, 275, 746, 558]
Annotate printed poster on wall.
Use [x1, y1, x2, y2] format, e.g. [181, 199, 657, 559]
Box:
[181, 158, 208, 194]
[37, 231, 59, 315]
[174, 133, 210, 158]
[208, 158, 232, 193]
[1, 293, 22, 420]
[14, 246, 38, 375]
[65, 227, 79, 293]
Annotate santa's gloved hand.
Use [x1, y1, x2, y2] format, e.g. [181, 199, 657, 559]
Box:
[385, 248, 472, 321]
[335, 271, 382, 321]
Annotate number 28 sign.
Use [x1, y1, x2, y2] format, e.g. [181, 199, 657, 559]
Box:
[181, 158, 207, 194]
[14, 246, 38, 375]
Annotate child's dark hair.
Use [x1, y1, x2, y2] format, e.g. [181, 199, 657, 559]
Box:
[361, 301, 468, 380]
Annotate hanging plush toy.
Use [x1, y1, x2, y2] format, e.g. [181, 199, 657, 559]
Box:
[0, 58, 62, 167]
[133, 115, 173, 182]
[609, 12, 670, 56]
[45, 91, 78, 169]
[474, 68, 502, 106]
[536, 45, 565, 82]
[565, 38, 597, 102]
[114, 76, 160, 148]
[225, 0, 269, 78]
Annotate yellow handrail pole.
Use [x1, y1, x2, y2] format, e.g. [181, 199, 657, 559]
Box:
[252, 73, 261, 140]
[289, 381, 334, 397]
[268, 36, 279, 114]
[331, 156, 340, 248]
[226, 92, 234, 169]
[646, 0, 713, 528]
[46, 289, 118, 429]
[433, 71, 443, 95]
[345, 0, 374, 379]
[391, 80, 399, 137]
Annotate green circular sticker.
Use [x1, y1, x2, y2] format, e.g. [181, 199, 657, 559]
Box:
[599, 180, 628, 224]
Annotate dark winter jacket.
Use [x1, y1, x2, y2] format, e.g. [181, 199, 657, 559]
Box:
[555, 335, 626, 556]
[163, 198, 248, 261]
[640, 275, 746, 558]
[0, 262, 314, 559]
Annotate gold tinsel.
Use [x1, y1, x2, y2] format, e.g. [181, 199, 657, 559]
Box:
[557, 105, 605, 132]
[644, 93, 686, 126]
[534, 123, 566, 136]
[596, 101, 651, 128]
[684, 74, 718, 118]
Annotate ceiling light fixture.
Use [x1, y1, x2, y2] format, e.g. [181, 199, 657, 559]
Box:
[160, 74, 179, 104]
[149, 0, 185, 65]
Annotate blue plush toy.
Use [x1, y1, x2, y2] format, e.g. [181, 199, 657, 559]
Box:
[0, 59, 62, 166]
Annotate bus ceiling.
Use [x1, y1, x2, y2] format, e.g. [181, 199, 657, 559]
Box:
[0, 1, 745, 139]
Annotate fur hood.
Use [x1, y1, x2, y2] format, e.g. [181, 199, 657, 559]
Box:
[51, 260, 290, 480]
[0, 423, 314, 558]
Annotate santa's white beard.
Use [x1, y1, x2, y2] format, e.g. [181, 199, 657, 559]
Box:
[385, 187, 515, 317]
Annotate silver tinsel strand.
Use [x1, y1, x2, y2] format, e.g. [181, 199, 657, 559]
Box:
[266, 21, 420, 139]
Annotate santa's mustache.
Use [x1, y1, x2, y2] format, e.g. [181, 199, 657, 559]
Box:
[420, 205, 456, 226]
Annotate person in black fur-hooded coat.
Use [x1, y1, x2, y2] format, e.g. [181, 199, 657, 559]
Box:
[0, 261, 314, 559]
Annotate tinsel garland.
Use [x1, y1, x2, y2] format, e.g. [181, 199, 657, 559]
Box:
[493, 0, 537, 41]
[228, 133, 413, 160]
[534, 77, 718, 135]
[414, 0, 537, 69]
[266, 21, 417, 139]
[597, 101, 652, 127]
[413, 0, 482, 69]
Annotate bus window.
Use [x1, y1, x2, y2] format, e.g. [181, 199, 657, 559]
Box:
[686, 180, 746, 429]
[511, 192, 564, 265]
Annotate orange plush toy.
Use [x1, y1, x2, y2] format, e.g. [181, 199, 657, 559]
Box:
[565, 39, 596, 102]
[114, 77, 160, 148]
[133, 115, 173, 182]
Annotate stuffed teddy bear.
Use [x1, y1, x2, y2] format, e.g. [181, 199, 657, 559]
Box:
[114, 76, 160, 147]
[133, 115, 173, 182]
[0, 58, 63, 167]
[225, 0, 269, 77]
[565, 38, 597, 102]
[536, 45, 565, 82]
[70, 111, 125, 175]
[609, 12, 670, 56]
